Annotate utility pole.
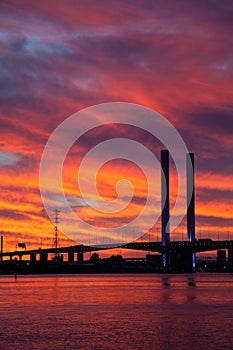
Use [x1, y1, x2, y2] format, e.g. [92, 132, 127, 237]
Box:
[53, 209, 60, 251]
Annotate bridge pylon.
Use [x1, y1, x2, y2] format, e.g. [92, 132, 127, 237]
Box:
[161, 150, 170, 270]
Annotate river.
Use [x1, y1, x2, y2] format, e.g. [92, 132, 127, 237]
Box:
[0, 273, 232, 349]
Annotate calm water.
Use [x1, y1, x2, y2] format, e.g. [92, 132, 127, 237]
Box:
[0, 273, 232, 350]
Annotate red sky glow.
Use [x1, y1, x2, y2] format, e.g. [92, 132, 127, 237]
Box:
[0, 0, 232, 255]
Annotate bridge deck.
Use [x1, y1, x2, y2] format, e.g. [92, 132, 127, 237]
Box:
[1, 240, 233, 259]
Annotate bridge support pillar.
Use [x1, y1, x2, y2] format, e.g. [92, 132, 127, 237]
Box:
[40, 252, 48, 262]
[30, 253, 37, 262]
[228, 247, 233, 271]
[182, 253, 193, 273]
[68, 252, 74, 263]
[171, 252, 194, 273]
[78, 252, 84, 262]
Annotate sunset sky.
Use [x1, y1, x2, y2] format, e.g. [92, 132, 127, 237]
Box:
[0, 0, 232, 254]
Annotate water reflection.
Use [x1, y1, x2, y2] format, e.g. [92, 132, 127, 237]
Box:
[0, 273, 232, 349]
[188, 277, 196, 287]
[162, 276, 196, 287]
[161, 276, 197, 304]
[162, 276, 170, 286]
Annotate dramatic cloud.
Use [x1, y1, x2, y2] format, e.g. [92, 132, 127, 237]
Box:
[0, 150, 21, 166]
[0, 0, 232, 252]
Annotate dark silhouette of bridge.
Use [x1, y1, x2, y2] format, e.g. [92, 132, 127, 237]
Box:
[1, 240, 233, 272]
[1, 150, 232, 272]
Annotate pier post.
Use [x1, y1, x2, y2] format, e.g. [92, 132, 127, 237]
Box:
[68, 252, 74, 262]
[39, 252, 48, 262]
[78, 252, 84, 262]
[30, 253, 37, 262]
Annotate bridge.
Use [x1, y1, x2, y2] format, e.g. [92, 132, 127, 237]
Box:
[1, 151, 232, 272]
[1, 240, 233, 272]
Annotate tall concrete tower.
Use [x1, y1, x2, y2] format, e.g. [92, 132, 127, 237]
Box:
[186, 152, 196, 269]
[186, 153, 195, 242]
[161, 150, 170, 268]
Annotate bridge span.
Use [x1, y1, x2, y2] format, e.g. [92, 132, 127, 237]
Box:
[1, 240, 233, 272]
